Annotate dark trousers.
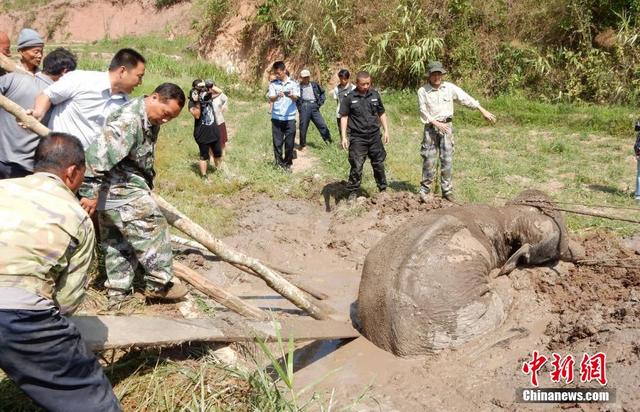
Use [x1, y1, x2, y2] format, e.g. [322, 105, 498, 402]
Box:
[347, 133, 387, 192]
[0, 161, 31, 179]
[0, 309, 121, 412]
[272, 119, 296, 168]
[299, 102, 331, 147]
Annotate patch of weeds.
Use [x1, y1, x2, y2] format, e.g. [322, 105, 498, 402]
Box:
[193, 295, 218, 316]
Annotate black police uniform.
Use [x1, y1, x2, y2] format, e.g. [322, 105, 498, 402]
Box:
[339, 88, 387, 193]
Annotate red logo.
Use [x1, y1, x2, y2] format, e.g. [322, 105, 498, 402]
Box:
[522, 350, 548, 387]
[550, 353, 575, 384]
[580, 353, 607, 385]
[522, 351, 607, 386]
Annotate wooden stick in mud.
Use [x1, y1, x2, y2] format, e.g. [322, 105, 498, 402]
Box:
[154, 194, 331, 320]
[0, 54, 32, 76]
[171, 235, 330, 300]
[0, 93, 331, 320]
[173, 261, 268, 320]
[229, 262, 336, 316]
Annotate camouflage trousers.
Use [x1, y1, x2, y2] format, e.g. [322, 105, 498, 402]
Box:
[420, 124, 455, 195]
[97, 193, 173, 294]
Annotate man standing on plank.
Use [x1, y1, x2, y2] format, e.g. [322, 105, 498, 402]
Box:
[0, 133, 121, 412]
[340, 71, 390, 203]
[79, 83, 188, 303]
[417, 61, 496, 203]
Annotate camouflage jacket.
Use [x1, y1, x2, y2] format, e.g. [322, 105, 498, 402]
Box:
[79, 96, 160, 203]
[0, 173, 95, 314]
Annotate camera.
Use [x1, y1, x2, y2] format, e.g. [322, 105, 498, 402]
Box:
[189, 79, 215, 103]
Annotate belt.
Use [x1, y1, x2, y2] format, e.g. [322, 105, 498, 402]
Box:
[302, 100, 316, 104]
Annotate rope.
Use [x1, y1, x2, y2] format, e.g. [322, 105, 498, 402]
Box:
[496, 196, 640, 211]
[575, 257, 640, 268]
[508, 199, 640, 224]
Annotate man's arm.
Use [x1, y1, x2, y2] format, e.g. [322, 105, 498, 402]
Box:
[379, 112, 390, 144]
[268, 82, 279, 103]
[451, 83, 496, 123]
[31, 93, 52, 122]
[32, 72, 78, 121]
[339, 95, 350, 149]
[316, 83, 326, 106]
[189, 101, 201, 119]
[53, 217, 95, 315]
[220, 93, 228, 112]
[340, 115, 349, 149]
[375, 93, 390, 144]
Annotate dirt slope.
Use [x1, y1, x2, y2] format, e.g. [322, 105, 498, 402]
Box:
[0, 0, 193, 42]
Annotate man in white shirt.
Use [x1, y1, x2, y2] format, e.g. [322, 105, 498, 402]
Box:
[30, 48, 146, 149]
[417, 61, 496, 203]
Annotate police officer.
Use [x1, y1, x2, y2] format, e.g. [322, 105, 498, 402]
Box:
[0, 133, 121, 412]
[340, 71, 390, 202]
[79, 83, 188, 303]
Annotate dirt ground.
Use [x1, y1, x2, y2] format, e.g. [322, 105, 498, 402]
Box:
[0, 0, 193, 42]
[159, 188, 640, 411]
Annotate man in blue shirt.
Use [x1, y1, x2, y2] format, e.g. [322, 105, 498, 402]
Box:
[268, 61, 299, 170]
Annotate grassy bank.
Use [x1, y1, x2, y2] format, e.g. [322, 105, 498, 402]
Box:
[57, 35, 640, 237]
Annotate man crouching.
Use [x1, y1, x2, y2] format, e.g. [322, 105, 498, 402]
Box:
[0, 133, 121, 411]
[79, 83, 188, 303]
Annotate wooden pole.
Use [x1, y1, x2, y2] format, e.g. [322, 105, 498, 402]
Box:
[229, 262, 336, 316]
[173, 261, 268, 320]
[0, 92, 332, 320]
[171, 234, 330, 300]
[154, 193, 331, 320]
[0, 94, 49, 137]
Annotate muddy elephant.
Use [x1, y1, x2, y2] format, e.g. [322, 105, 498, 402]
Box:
[357, 190, 582, 357]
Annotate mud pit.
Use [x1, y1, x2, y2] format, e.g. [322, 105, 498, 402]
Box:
[106, 190, 639, 410]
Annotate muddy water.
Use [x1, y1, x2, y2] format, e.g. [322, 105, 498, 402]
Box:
[188, 194, 638, 410]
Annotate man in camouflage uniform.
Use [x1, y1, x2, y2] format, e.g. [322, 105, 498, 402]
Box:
[79, 83, 188, 301]
[417, 61, 496, 203]
[0, 133, 120, 412]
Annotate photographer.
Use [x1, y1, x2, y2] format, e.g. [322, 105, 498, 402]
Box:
[188, 79, 223, 180]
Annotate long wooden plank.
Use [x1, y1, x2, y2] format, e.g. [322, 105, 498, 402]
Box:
[70, 315, 359, 351]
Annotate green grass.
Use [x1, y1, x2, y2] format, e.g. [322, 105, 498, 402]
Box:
[51, 35, 639, 237]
